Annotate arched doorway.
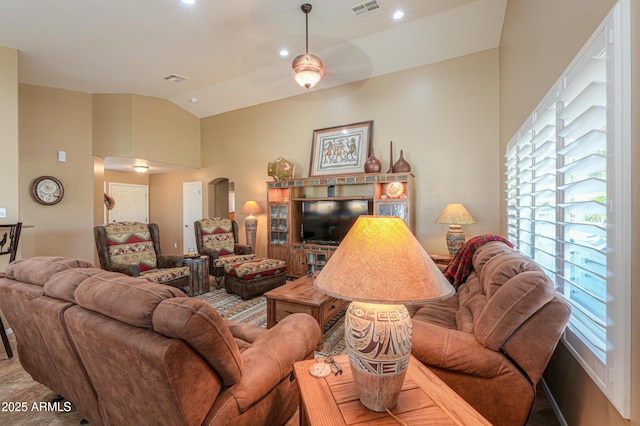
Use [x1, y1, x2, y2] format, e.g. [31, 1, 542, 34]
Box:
[208, 178, 234, 219]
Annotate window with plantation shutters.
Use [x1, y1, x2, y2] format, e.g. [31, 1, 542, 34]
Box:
[505, 0, 630, 418]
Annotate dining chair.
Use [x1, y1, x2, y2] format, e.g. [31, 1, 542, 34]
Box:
[0, 222, 21, 359]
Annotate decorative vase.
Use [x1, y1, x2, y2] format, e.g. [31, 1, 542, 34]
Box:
[364, 147, 382, 173]
[387, 141, 394, 173]
[392, 149, 411, 173]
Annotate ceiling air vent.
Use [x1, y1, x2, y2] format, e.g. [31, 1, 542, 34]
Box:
[163, 74, 189, 83]
[351, 0, 382, 20]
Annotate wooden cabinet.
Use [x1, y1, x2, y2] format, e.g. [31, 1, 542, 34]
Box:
[267, 173, 414, 278]
[289, 245, 307, 278]
[268, 203, 289, 245]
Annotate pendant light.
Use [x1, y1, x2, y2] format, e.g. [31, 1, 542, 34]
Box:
[292, 3, 324, 89]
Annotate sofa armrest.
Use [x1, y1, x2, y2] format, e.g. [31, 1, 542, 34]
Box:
[411, 319, 508, 378]
[234, 244, 252, 255]
[229, 313, 321, 411]
[198, 247, 219, 259]
[157, 255, 184, 268]
[105, 263, 140, 277]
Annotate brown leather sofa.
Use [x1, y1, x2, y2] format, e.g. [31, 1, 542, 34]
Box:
[0, 256, 322, 425]
[409, 241, 571, 426]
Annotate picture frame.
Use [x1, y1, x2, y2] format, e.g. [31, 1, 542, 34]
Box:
[309, 120, 373, 177]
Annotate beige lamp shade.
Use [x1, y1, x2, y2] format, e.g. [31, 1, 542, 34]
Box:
[314, 216, 454, 304]
[435, 203, 477, 225]
[240, 201, 262, 215]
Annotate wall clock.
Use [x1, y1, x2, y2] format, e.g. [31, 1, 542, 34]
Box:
[32, 176, 64, 205]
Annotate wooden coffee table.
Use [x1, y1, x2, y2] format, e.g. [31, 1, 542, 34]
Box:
[294, 354, 491, 425]
[264, 275, 348, 329]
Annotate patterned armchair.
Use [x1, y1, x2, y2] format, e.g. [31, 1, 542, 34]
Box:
[194, 218, 255, 282]
[94, 222, 189, 290]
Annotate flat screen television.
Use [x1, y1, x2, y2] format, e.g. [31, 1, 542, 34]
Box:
[301, 199, 372, 245]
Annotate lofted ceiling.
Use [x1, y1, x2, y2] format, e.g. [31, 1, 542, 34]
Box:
[0, 0, 506, 172]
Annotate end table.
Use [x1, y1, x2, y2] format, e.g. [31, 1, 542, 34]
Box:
[293, 354, 490, 425]
[184, 255, 210, 296]
[430, 254, 453, 271]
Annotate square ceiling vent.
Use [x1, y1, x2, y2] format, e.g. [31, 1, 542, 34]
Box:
[351, 0, 382, 20]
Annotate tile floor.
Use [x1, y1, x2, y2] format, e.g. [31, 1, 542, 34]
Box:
[1, 331, 561, 425]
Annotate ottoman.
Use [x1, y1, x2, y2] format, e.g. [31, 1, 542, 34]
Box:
[212, 253, 256, 287]
[224, 258, 287, 300]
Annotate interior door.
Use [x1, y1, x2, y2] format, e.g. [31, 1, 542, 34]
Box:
[107, 183, 148, 224]
[183, 181, 203, 253]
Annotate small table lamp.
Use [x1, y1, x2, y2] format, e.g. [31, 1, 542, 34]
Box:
[435, 203, 477, 256]
[314, 216, 454, 412]
[240, 201, 262, 253]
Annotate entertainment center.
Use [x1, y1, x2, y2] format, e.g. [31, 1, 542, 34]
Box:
[266, 172, 414, 278]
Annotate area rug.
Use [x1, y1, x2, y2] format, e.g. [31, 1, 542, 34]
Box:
[195, 288, 346, 356]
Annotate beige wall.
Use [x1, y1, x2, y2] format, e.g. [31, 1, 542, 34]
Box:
[93, 94, 201, 168]
[104, 169, 150, 187]
[179, 49, 501, 259]
[499, 0, 638, 425]
[18, 85, 96, 262]
[0, 46, 18, 328]
[0, 46, 19, 272]
[149, 170, 207, 257]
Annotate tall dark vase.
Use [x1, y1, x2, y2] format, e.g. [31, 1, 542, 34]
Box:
[392, 150, 411, 173]
[364, 147, 382, 173]
[386, 141, 394, 173]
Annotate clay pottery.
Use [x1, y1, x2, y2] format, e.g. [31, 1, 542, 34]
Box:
[392, 149, 411, 173]
[387, 141, 394, 173]
[364, 147, 382, 173]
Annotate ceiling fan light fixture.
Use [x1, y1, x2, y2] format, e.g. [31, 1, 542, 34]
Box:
[292, 53, 324, 89]
[292, 3, 324, 89]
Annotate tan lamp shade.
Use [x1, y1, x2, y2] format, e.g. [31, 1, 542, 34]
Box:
[240, 201, 262, 215]
[435, 203, 477, 225]
[314, 216, 453, 304]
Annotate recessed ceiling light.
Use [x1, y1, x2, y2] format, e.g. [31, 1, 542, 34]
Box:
[133, 165, 149, 173]
[181, 0, 195, 4]
[393, 10, 404, 20]
[279, 49, 289, 57]
[189, 97, 198, 104]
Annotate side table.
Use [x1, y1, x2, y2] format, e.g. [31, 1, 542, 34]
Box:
[430, 254, 453, 271]
[184, 255, 210, 296]
[293, 354, 490, 425]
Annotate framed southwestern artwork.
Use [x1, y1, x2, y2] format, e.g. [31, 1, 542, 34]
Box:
[309, 120, 373, 176]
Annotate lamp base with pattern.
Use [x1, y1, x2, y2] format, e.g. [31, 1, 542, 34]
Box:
[345, 301, 411, 412]
[244, 215, 258, 253]
[445, 224, 466, 256]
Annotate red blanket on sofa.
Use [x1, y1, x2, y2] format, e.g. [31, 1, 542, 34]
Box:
[443, 234, 514, 289]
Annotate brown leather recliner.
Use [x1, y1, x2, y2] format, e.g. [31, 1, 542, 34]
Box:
[409, 241, 571, 426]
[1, 256, 322, 425]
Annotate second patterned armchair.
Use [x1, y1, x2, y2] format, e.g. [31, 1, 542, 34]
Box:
[194, 218, 255, 282]
[94, 222, 190, 290]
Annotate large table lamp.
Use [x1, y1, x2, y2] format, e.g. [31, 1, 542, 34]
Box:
[435, 203, 477, 256]
[314, 216, 454, 412]
[240, 201, 262, 253]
